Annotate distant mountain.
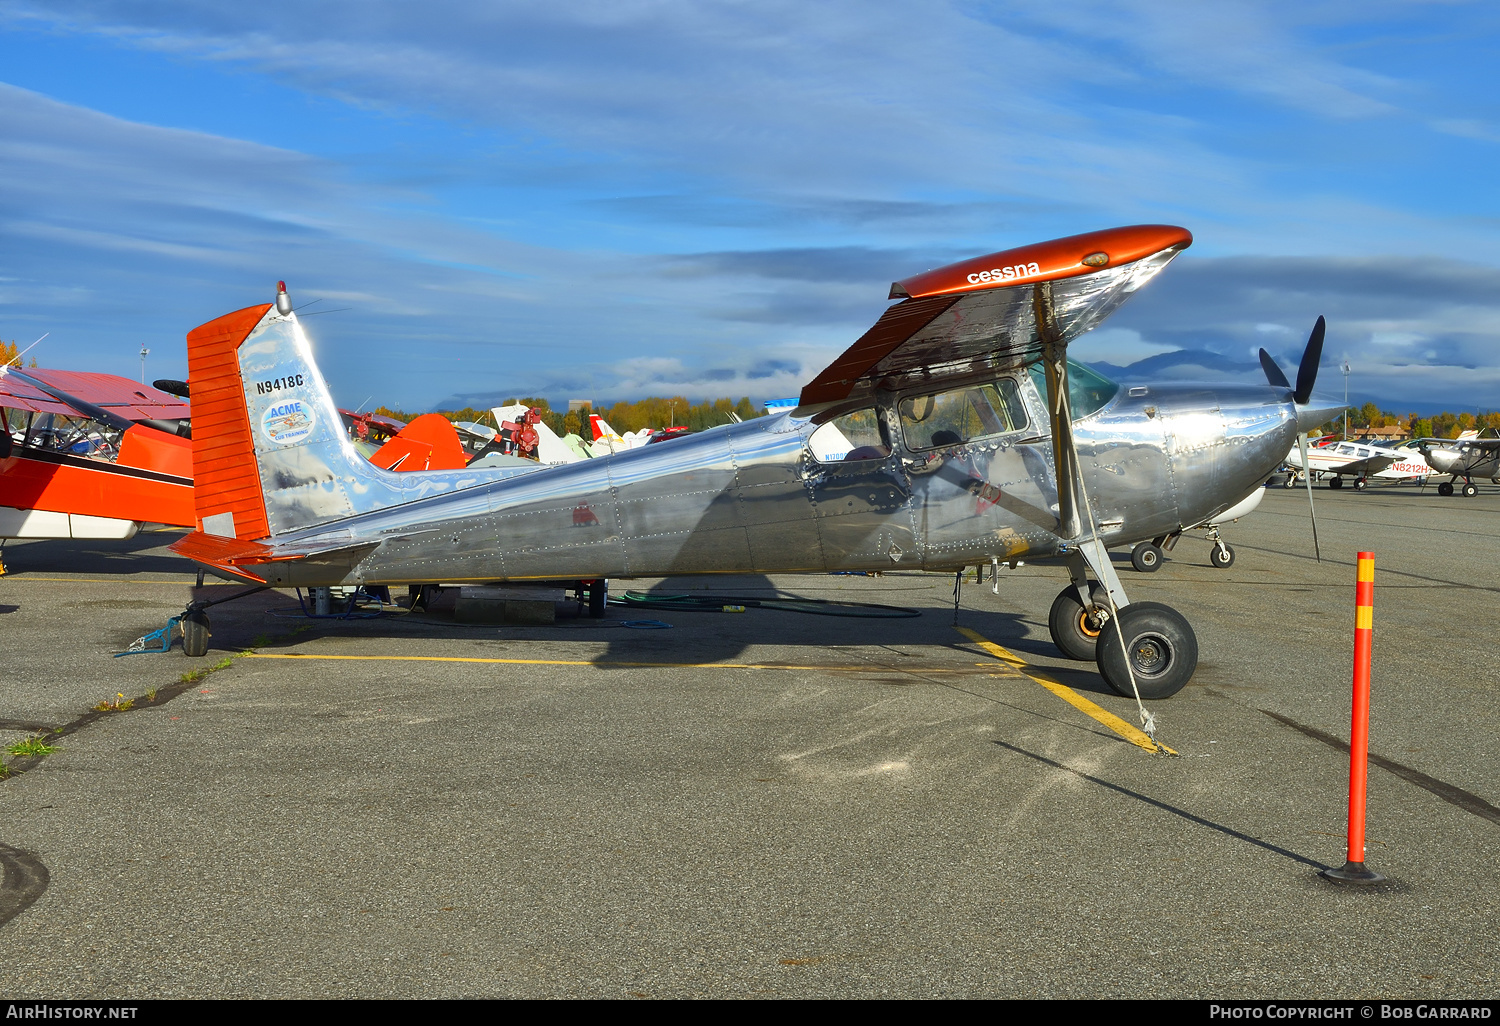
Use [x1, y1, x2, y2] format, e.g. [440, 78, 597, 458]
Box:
[1082, 351, 1490, 418]
[1084, 349, 1259, 380]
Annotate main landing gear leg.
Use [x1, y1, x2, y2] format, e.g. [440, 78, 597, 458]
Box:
[1048, 540, 1130, 662]
[1063, 538, 1198, 700]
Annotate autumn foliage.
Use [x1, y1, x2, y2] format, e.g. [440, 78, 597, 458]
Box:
[375, 396, 764, 437]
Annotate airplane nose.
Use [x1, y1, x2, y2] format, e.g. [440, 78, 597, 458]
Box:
[1296, 394, 1345, 433]
[1425, 447, 1458, 473]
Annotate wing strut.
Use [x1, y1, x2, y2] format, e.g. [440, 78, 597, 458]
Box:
[1033, 282, 1081, 541]
[1034, 282, 1165, 748]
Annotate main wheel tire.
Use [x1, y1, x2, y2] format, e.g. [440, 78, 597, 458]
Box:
[1130, 543, 1163, 573]
[1209, 543, 1235, 568]
[1282, 474, 1297, 489]
[1462, 482, 1479, 497]
[181, 611, 210, 657]
[587, 579, 608, 618]
[1353, 478, 1367, 491]
[1438, 482, 1455, 496]
[1329, 476, 1344, 489]
[1095, 602, 1198, 700]
[1048, 583, 1107, 661]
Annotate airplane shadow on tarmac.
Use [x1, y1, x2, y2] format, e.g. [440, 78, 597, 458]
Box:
[1, 529, 192, 578]
[21, 518, 1138, 706]
[173, 570, 1127, 701]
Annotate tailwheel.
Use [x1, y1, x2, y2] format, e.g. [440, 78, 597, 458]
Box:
[1095, 602, 1198, 700]
[1438, 482, 1455, 496]
[1209, 542, 1235, 568]
[1048, 583, 1107, 661]
[182, 611, 211, 657]
[1130, 543, 1164, 573]
[1462, 482, 1479, 497]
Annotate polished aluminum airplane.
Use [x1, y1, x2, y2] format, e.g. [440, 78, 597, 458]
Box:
[1421, 433, 1500, 496]
[169, 226, 1341, 700]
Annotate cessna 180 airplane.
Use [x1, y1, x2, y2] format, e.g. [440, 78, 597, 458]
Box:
[166, 225, 1341, 701]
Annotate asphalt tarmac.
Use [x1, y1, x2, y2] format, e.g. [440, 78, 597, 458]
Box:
[0, 485, 1496, 999]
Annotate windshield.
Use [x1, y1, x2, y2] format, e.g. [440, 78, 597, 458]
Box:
[1026, 360, 1120, 420]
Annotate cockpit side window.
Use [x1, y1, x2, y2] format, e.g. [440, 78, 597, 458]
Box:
[899, 379, 1028, 452]
[1025, 360, 1121, 420]
[809, 407, 891, 463]
[21, 411, 122, 460]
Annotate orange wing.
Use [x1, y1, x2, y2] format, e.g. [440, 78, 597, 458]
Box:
[799, 225, 1192, 408]
[370, 413, 468, 471]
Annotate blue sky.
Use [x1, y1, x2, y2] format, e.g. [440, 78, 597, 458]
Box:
[2, 1, 1498, 412]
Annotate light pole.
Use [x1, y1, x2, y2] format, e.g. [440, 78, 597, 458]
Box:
[139, 346, 150, 384]
[1341, 360, 1351, 439]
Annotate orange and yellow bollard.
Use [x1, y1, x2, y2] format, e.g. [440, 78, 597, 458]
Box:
[1322, 551, 1385, 884]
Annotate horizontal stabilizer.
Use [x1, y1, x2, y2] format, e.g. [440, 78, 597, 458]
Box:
[169, 529, 380, 581]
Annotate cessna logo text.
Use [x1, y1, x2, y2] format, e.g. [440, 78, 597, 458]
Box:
[255, 374, 305, 395]
[261, 400, 316, 446]
[968, 262, 1042, 285]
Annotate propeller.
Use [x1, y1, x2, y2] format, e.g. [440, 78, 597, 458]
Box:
[1261, 316, 1328, 564]
[1296, 431, 1322, 563]
[1294, 315, 1325, 405]
[1258, 314, 1325, 403]
[1258, 349, 1290, 391]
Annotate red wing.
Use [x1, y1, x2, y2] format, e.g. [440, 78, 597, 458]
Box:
[2, 368, 191, 420]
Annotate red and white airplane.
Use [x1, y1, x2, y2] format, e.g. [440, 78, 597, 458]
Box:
[1, 361, 472, 565]
[0, 366, 196, 547]
[1281, 436, 1430, 490]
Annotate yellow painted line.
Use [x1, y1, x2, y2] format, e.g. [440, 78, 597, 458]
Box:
[955, 626, 1175, 755]
[240, 652, 992, 674]
[6, 577, 198, 584]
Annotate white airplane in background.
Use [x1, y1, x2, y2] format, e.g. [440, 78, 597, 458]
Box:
[585, 413, 651, 454]
[1281, 436, 1428, 490]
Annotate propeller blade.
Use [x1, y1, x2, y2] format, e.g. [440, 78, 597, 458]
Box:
[1294, 315, 1326, 405]
[1297, 432, 1322, 563]
[1259, 349, 1291, 390]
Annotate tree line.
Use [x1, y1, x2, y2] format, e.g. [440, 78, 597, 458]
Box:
[1315, 402, 1500, 439]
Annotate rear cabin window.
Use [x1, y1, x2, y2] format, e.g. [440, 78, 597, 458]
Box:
[809, 408, 890, 463]
[899, 380, 1028, 452]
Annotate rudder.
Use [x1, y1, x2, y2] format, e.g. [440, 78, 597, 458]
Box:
[186, 285, 393, 541]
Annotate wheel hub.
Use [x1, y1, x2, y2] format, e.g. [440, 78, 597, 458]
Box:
[1130, 632, 1173, 678]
